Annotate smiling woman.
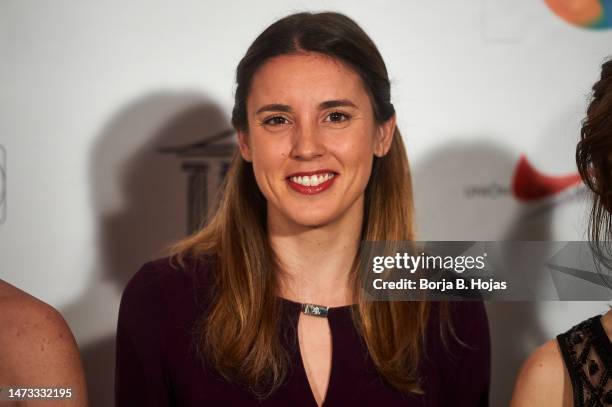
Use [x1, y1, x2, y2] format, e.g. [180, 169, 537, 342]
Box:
[114, 11, 491, 407]
[239, 52, 395, 230]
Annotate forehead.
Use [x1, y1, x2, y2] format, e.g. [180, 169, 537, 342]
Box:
[247, 52, 370, 108]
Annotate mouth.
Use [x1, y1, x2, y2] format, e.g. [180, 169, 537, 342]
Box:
[286, 170, 339, 194]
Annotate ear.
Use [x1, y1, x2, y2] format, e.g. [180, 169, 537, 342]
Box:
[374, 114, 396, 157]
[237, 130, 252, 162]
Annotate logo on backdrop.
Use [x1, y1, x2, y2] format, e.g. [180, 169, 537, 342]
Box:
[545, 0, 612, 29]
[464, 154, 583, 203]
[0, 145, 5, 225]
[511, 155, 582, 201]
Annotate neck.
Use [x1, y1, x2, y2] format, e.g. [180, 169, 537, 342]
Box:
[269, 199, 363, 307]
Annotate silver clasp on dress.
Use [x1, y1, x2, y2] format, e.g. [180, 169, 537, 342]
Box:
[301, 303, 329, 318]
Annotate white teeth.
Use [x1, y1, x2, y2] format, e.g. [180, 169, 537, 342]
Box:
[290, 173, 335, 187]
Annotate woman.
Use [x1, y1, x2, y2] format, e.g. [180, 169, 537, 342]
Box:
[115, 12, 490, 406]
[511, 58, 612, 406]
[0, 279, 89, 406]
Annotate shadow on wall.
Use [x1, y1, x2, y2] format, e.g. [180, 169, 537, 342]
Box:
[59, 92, 231, 407]
[411, 140, 552, 407]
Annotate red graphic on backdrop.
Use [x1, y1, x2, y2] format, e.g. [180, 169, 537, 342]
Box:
[512, 155, 582, 201]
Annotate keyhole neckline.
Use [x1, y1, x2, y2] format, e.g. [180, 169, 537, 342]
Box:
[280, 296, 350, 407]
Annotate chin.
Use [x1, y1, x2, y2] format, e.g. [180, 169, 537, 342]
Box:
[285, 210, 341, 228]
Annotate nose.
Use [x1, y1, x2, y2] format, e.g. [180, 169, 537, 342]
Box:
[289, 120, 326, 160]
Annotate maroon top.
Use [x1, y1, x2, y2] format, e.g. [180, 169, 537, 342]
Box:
[115, 256, 490, 406]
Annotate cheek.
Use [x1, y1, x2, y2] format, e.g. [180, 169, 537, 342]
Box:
[332, 141, 375, 189]
[249, 135, 289, 189]
[334, 130, 376, 168]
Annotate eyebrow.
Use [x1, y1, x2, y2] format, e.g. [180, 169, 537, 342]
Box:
[255, 99, 358, 115]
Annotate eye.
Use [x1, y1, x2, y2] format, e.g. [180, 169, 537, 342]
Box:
[324, 111, 350, 123]
[263, 115, 290, 126]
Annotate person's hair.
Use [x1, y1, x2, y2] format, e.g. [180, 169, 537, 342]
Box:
[577, 57, 612, 267]
[164, 11, 447, 397]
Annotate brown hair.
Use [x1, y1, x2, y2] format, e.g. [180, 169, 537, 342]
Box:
[577, 57, 612, 265]
[164, 11, 443, 397]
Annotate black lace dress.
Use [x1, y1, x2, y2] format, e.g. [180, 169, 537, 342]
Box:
[557, 314, 612, 406]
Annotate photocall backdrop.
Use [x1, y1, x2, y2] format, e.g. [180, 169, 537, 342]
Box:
[1, 1, 612, 405]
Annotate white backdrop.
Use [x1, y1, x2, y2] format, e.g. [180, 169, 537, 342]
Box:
[1, 1, 611, 406]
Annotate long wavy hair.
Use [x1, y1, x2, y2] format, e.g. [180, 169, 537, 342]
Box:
[164, 11, 446, 397]
[577, 57, 612, 270]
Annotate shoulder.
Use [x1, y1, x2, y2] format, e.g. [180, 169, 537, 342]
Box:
[429, 301, 490, 350]
[510, 338, 570, 406]
[425, 301, 490, 372]
[122, 254, 213, 299]
[447, 300, 489, 333]
[116, 254, 217, 370]
[118, 254, 216, 322]
[120, 257, 170, 299]
[0, 280, 80, 364]
[0, 280, 87, 397]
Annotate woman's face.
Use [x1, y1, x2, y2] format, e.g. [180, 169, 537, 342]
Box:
[238, 52, 395, 229]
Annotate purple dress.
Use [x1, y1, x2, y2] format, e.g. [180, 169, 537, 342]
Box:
[115, 256, 490, 406]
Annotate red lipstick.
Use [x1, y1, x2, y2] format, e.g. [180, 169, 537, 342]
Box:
[286, 169, 338, 195]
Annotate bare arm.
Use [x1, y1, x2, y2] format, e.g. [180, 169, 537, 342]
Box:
[510, 339, 571, 407]
[0, 280, 88, 406]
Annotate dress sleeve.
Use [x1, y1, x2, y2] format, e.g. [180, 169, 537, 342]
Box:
[115, 261, 171, 407]
[439, 301, 491, 407]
